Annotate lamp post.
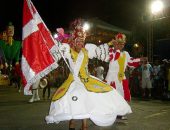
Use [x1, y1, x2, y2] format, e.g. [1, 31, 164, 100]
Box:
[147, 19, 153, 62]
[147, 0, 164, 62]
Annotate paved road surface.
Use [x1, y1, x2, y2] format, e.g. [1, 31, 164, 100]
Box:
[0, 86, 170, 130]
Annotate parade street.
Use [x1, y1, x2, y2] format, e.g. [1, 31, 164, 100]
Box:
[0, 86, 170, 130]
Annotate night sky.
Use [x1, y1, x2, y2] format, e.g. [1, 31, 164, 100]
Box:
[0, 0, 170, 40]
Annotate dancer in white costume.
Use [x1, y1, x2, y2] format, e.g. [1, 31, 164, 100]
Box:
[105, 33, 142, 102]
[105, 33, 146, 120]
[45, 19, 132, 130]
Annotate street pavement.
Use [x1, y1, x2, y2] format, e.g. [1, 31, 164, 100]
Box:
[0, 86, 170, 130]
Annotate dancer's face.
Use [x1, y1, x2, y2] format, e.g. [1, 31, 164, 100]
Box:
[114, 42, 125, 51]
[74, 38, 85, 52]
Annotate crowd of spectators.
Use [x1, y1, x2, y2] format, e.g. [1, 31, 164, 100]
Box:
[128, 59, 170, 100]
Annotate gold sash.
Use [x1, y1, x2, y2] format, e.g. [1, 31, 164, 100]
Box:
[117, 52, 126, 82]
[52, 48, 112, 101]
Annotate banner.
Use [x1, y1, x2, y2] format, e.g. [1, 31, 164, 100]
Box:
[22, 0, 59, 95]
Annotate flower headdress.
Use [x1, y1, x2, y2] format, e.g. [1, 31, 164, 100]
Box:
[115, 33, 126, 44]
[69, 18, 86, 42]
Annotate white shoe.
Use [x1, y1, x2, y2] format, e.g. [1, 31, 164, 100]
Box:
[117, 116, 128, 120]
[121, 116, 128, 120]
[29, 98, 34, 103]
[34, 97, 40, 101]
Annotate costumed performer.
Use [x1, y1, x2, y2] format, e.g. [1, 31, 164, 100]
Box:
[105, 33, 145, 119]
[45, 19, 132, 130]
[0, 22, 21, 71]
[0, 22, 21, 87]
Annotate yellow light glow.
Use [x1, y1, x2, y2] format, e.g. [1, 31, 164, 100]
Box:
[151, 0, 164, 14]
[53, 33, 58, 39]
[83, 22, 90, 31]
[134, 43, 139, 48]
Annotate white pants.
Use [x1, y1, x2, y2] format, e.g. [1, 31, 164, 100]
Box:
[142, 78, 152, 89]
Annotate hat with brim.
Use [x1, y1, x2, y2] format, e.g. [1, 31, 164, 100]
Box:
[39, 78, 48, 89]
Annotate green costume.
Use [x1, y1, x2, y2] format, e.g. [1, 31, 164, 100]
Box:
[0, 40, 21, 64]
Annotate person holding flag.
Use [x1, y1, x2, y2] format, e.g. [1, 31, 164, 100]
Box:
[22, 0, 131, 130]
[45, 19, 132, 130]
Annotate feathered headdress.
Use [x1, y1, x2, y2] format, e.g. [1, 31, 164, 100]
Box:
[69, 18, 86, 41]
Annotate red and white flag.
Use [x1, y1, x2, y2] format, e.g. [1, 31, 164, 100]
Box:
[22, 0, 59, 95]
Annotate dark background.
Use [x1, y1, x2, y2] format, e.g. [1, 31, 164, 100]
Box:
[0, 0, 170, 59]
[0, 0, 147, 40]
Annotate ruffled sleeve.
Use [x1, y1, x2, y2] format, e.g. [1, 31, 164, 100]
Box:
[50, 43, 70, 62]
[85, 43, 109, 62]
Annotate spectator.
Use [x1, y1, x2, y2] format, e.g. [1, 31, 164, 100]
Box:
[152, 60, 161, 99]
[139, 59, 153, 99]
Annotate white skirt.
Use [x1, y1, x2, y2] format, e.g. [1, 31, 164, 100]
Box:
[45, 80, 132, 126]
